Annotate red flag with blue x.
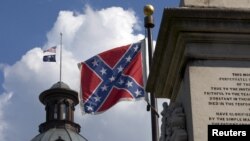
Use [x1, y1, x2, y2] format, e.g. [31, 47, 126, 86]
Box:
[79, 41, 145, 114]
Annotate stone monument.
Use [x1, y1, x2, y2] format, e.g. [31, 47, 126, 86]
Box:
[146, 1, 250, 141]
[180, 0, 250, 8]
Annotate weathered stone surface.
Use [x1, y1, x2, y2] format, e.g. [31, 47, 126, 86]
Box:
[159, 102, 187, 141]
[146, 8, 250, 99]
[180, 0, 250, 8]
[147, 7, 250, 141]
[189, 66, 250, 140]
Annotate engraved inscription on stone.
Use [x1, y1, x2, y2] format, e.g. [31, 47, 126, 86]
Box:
[189, 67, 250, 141]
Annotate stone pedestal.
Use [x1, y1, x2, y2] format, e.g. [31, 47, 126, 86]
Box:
[147, 8, 250, 141]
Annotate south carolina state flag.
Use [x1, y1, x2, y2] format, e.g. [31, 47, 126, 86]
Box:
[79, 41, 145, 114]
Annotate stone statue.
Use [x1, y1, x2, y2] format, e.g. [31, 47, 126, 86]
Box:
[160, 102, 188, 141]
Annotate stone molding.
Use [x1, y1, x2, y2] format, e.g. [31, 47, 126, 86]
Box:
[146, 8, 250, 99]
[180, 0, 250, 9]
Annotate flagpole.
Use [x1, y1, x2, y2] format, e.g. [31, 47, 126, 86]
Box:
[144, 5, 159, 141]
[60, 33, 63, 85]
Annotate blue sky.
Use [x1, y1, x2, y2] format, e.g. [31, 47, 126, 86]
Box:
[0, 0, 179, 141]
[0, 0, 179, 64]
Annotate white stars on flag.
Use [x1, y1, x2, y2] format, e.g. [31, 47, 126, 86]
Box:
[133, 45, 139, 52]
[87, 105, 93, 112]
[109, 76, 115, 82]
[117, 66, 123, 73]
[126, 81, 133, 87]
[118, 79, 124, 85]
[135, 89, 142, 97]
[92, 59, 99, 67]
[126, 56, 132, 62]
[101, 85, 108, 91]
[100, 67, 107, 75]
[93, 95, 101, 102]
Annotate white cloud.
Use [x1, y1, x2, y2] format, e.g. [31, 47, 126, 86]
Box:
[0, 5, 168, 141]
[0, 92, 12, 141]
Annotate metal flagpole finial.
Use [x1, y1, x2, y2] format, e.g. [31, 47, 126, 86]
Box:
[144, 4, 155, 28]
[144, 4, 154, 16]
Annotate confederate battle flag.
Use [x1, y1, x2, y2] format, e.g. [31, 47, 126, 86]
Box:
[79, 41, 145, 114]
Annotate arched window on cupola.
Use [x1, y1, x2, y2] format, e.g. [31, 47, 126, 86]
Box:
[54, 103, 58, 119]
[61, 103, 66, 120]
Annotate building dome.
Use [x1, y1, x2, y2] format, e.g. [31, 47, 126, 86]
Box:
[31, 81, 87, 141]
[31, 127, 87, 141]
[51, 81, 71, 90]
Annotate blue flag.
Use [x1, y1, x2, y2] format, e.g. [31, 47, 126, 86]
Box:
[43, 55, 56, 62]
